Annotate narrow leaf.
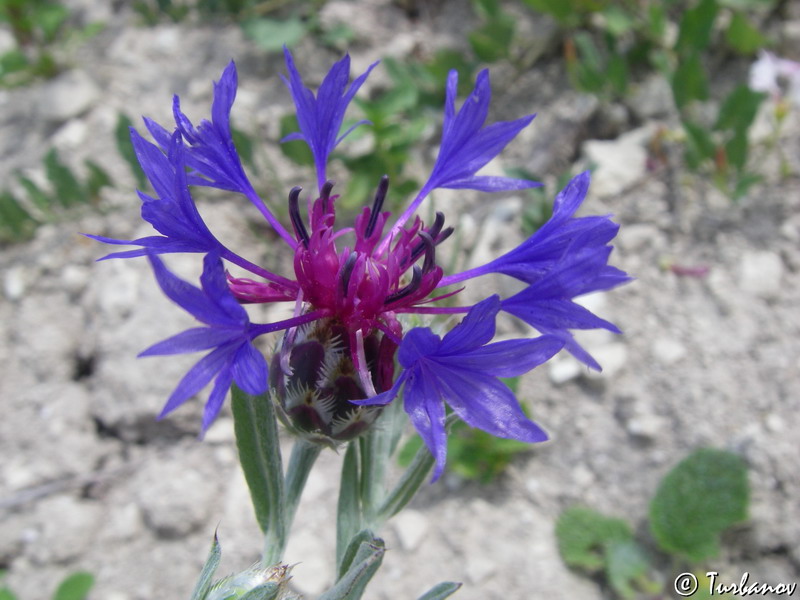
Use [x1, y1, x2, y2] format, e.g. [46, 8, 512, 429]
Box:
[337, 529, 376, 580]
[321, 538, 385, 600]
[284, 440, 322, 527]
[44, 149, 84, 208]
[417, 581, 463, 600]
[377, 435, 434, 522]
[336, 442, 362, 570]
[231, 387, 285, 558]
[189, 534, 222, 600]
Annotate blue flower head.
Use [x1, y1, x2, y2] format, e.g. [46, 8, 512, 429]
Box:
[90, 51, 630, 462]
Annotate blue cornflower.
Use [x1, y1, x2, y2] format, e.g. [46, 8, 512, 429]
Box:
[92, 50, 629, 461]
[355, 296, 564, 480]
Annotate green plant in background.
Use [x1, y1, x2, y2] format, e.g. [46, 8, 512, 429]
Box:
[0, 570, 94, 600]
[523, 0, 777, 199]
[0, 0, 102, 87]
[0, 149, 111, 244]
[557, 448, 749, 599]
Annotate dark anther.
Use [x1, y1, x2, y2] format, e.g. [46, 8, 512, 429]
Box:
[427, 211, 445, 239]
[320, 181, 335, 202]
[417, 231, 436, 273]
[365, 175, 389, 238]
[385, 265, 422, 304]
[436, 226, 454, 245]
[288, 187, 310, 247]
[339, 252, 358, 298]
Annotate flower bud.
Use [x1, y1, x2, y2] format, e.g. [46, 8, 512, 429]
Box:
[206, 563, 297, 600]
[270, 318, 396, 445]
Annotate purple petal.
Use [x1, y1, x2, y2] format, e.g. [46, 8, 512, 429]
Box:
[231, 342, 268, 395]
[211, 61, 237, 142]
[398, 328, 441, 369]
[199, 252, 248, 325]
[158, 343, 234, 418]
[437, 295, 500, 355]
[434, 335, 564, 377]
[139, 327, 243, 356]
[147, 253, 230, 326]
[437, 368, 549, 443]
[202, 368, 234, 433]
[403, 366, 448, 481]
[442, 175, 541, 192]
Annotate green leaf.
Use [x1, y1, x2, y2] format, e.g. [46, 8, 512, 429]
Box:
[650, 448, 749, 562]
[278, 114, 314, 167]
[321, 537, 384, 600]
[0, 589, 17, 600]
[231, 127, 256, 171]
[231, 387, 285, 562]
[607, 54, 629, 96]
[337, 529, 376, 580]
[0, 189, 37, 242]
[52, 572, 94, 600]
[675, 0, 719, 55]
[468, 13, 515, 63]
[556, 506, 633, 571]
[336, 442, 363, 571]
[725, 128, 748, 172]
[35, 3, 70, 43]
[725, 12, 767, 55]
[521, 0, 576, 24]
[44, 149, 83, 208]
[190, 534, 222, 600]
[377, 434, 434, 522]
[605, 540, 650, 600]
[84, 160, 113, 200]
[671, 54, 708, 109]
[715, 85, 764, 133]
[416, 581, 463, 600]
[115, 113, 148, 189]
[732, 172, 762, 200]
[17, 174, 52, 214]
[683, 120, 716, 167]
[241, 18, 306, 52]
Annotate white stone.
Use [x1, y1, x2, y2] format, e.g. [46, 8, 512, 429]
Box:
[39, 70, 100, 122]
[548, 355, 583, 385]
[765, 413, 785, 433]
[739, 250, 784, 300]
[465, 554, 497, 585]
[3, 265, 28, 300]
[652, 337, 687, 365]
[393, 509, 428, 551]
[52, 119, 89, 149]
[626, 414, 666, 440]
[584, 343, 628, 380]
[582, 125, 656, 198]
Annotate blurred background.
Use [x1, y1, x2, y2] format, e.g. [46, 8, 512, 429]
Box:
[1, 0, 799, 598]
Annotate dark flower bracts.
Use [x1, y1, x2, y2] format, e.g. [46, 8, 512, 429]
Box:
[91, 49, 629, 478]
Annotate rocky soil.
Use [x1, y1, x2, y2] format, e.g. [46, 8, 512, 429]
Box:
[1, 1, 799, 599]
